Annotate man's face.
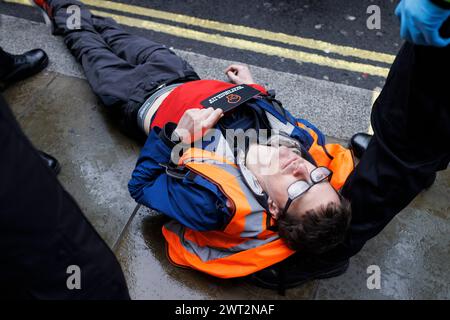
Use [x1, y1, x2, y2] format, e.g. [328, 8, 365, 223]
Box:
[246, 144, 340, 218]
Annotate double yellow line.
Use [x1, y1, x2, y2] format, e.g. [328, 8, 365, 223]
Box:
[5, 0, 394, 77]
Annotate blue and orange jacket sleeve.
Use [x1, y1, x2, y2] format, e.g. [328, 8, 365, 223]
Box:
[128, 127, 230, 231]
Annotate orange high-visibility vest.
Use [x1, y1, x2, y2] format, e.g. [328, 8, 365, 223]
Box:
[162, 148, 296, 278]
[162, 142, 353, 278]
[162, 98, 355, 278]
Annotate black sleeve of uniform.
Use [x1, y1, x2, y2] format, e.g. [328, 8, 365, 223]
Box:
[430, 0, 450, 9]
[322, 42, 450, 263]
[0, 95, 130, 299]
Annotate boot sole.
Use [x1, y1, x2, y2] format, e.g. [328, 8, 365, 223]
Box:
[247, 260, 350, 290]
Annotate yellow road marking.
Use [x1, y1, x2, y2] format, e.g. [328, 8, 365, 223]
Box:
[82, 0, 395, 65]
[91, 10, 390, 77]
[4, 0, 390, 77]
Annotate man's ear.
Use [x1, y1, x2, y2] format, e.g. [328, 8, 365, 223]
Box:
[267, 197, 281, 220]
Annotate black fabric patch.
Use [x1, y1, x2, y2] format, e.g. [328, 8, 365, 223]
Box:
[200, 84, 261, 113]
[431, 0, 450, 10]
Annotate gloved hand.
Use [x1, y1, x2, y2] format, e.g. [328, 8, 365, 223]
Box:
[395, 0, 450, 47]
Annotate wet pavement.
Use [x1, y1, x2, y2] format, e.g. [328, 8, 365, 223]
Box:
[1, 14, 449, 300]
[115, 170, 450, 299]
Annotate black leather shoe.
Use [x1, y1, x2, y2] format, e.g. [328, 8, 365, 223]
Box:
[247, 257, 349, 294]
[38, 151, 61, 175]
[0, 49, 49, 89]
[349, 133, 372, 159]
[424, 173, 437, 190]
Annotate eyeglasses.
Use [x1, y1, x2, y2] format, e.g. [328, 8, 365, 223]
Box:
[280, 166, 333, 218]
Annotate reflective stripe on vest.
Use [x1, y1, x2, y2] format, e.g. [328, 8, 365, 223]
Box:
[164, 221, 279, 261]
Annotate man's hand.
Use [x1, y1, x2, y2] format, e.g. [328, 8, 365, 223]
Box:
[173, 107, 224, 144]
[225, 64, 255, 85]
[395, 0, 450, 47]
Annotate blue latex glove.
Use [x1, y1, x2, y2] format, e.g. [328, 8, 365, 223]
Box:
[395, 0, 450, 47]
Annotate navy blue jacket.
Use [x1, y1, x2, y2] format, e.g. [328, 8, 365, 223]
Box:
[128, 125, 233, 231]
[128, 98, 323, 231]
[128, 102, 267, 231]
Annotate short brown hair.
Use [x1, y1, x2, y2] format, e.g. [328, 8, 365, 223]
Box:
[277, 199, 352, 254]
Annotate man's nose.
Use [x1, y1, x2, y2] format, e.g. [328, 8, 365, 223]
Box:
[292, 162, 309, 180]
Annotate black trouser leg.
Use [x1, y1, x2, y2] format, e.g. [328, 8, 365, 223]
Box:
[49, 1, 199, 136]
[0, 95, 130, 299]
[331, 42, 450, 262]
[49, 0, 137, 108]
[89, 15, 199, 96]
[91, 16, 192, 69]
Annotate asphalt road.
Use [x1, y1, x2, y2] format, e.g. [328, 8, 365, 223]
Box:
[0, 0, 402, 90]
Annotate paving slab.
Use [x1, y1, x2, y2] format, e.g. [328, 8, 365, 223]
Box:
[114, 206, 318, 300]
[4, 71, 141, 247]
